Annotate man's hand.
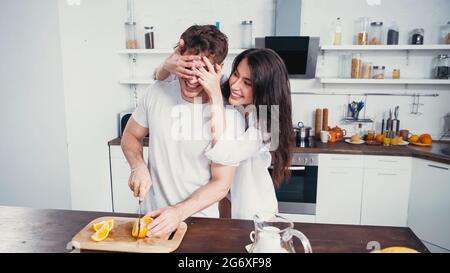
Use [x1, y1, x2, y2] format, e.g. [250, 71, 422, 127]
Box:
[128, 162, 152, 201]
[194, 56, 223, 101]
[161, 39, 203, 80]
[146, 206, 183, 238]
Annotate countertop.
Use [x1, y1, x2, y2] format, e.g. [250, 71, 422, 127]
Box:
[0, 206, 428, 253]
[108, 137, 450, 165]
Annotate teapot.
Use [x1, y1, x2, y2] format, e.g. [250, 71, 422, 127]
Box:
[328, 126, 347, 141]
[248, 213, 312, 253]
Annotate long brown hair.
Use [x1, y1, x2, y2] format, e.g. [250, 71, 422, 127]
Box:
[222, 48, 294, 187]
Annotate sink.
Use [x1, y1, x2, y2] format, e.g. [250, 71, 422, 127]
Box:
[441, 148, 450, 156]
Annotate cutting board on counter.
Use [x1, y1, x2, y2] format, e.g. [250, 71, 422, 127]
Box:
[71, 216, 187, 253]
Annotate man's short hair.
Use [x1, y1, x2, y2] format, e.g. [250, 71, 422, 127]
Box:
[179, 25, 228, 64]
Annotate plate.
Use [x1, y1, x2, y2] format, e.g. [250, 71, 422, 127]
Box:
[345, 139, 365, 145]
[410, 141, 432, 147]
[391, 140, 409, 146]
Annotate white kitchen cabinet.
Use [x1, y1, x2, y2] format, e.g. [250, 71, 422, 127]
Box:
[408, 158, 450, 251]
[316, 154, 364, 225]
[361, 156, 411, 227]
[109, 145, 148, 213]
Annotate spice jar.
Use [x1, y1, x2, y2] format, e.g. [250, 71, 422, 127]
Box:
[372, 66, 385, 79]
[434, 54, 450, 79]
[125, 22, 138, 49]
[351, 53, 362, 78]
[410, 28, 424, 45]
[356, 17, 370, 45]
[369, 21, 383, 45]
[387, 22, 399, 45]
[361, 62, 372, 79]
[392, 69, 401, 79]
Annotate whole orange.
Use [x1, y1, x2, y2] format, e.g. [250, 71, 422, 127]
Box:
[375, 134, 384, 143]
[419, 134, 432, 144]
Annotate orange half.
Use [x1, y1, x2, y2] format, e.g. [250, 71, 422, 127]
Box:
[92, 219, 114, 232]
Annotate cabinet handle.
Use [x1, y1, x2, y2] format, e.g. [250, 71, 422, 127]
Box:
[377, 173, 397, 176]
[427, 164, 449, 171]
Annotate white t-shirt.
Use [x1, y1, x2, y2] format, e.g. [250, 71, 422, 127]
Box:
[132, 80, 243, 218]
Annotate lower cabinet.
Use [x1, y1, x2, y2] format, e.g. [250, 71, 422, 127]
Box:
[316, 154, 364, 225]
[408, 158, 450, 251]
[109, 145, 148, 213]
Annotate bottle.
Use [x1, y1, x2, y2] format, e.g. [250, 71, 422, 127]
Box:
[144, 26, 154, 49]
[332, 17, 342, 45]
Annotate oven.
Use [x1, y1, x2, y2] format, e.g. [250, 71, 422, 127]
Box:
[269, 153, 318, 215]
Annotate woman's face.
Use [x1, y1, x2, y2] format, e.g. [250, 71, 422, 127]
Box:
[228, 58, 254, 106]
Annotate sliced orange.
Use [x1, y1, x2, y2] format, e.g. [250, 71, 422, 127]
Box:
[92, 219, 114, 232]
[90, 222, 110, 242]
[132, 216, 154, 238]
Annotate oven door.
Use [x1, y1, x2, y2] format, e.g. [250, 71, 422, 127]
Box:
[270, 165, 318, 215]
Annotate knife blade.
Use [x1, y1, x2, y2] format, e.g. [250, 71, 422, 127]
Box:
[137, 199, 142, 240]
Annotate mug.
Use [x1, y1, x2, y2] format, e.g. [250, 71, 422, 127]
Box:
[320, 130, 330, 143]
[399, 129, 411, 141]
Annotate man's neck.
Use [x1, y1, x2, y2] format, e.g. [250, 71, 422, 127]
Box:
[180, 92, 210, 104]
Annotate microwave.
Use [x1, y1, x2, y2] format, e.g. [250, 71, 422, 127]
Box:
[255, 36, 320, 79]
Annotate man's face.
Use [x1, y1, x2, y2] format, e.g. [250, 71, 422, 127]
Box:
[179, 50, 215, 103]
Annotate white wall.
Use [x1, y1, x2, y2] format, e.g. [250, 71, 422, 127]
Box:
[0, 0, 71, 209]
[296, 0, 450, 137]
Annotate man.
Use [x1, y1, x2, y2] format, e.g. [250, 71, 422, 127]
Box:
[121, 25, 241, 238]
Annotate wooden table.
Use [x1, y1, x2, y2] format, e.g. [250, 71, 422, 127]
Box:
[0, 206, 428, 253]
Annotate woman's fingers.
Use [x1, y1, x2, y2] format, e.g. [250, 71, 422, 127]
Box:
[203, 56, 215, 73]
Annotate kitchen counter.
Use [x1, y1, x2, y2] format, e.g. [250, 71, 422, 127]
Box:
[0, 206, 428, 253]
[109, 137, 450, 165]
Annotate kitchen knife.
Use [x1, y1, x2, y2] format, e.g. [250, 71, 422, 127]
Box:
[137, 199, 142, 240]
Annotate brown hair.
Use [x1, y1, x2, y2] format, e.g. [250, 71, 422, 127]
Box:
[179, 25, 228, 64]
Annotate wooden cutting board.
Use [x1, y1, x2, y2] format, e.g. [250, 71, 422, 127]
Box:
[71, 216, 187, 253]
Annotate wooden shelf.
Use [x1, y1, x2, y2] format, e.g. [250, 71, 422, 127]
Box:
[320, 45, 450, 51]
[118, 48, 246, 55]
[320, 78, 450, 85]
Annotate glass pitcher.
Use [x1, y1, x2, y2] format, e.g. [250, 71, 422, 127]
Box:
[248, 214, 312, 253]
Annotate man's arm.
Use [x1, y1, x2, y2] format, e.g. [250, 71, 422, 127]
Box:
[121, 117, 151, 200]
[146, 162, 236, 237]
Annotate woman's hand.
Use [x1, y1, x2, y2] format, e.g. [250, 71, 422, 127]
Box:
[194, 56, 223, 102]
[146, 206, 184, 238]
[159, 39, 203, 80]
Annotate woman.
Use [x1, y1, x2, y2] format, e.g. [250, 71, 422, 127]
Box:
[156, 47, 294, 220]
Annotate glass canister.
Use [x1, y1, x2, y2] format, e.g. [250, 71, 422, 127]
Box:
[441, 21, 450, 44]
[356, 17, 370, 45]
[338, 54, 352, 78]
[372, 65, 385, 79]
[392, 69, 401, 79]
[351, 53, 362, 78]
[410, 28, 424, 45]
[434, 54, 450, 79]
[387, 22, 399, 45]
[369, 21, 383, 45]
[361, 62, 372, 79]
[125, 22, 137, 49]
[241, 20, 253, 48]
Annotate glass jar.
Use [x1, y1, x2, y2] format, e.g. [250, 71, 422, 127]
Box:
[441, 21, 450, 44]
[434, 54, 450, 79]
[241, 20, 253, 48]
[410, 28, 424, 45]
[392, 69, 401, 79]
[351, 53, 362, 78]
[144, 26, 154, 49]
[369, 21, 383, 45]
[361, 62, 372, 79]
[356, 17, 370, 45]
[372, 65, 385, 79]
[125, 22, 137, 49]
[338, 54, 352, 78]
[387, 22, 399, 45]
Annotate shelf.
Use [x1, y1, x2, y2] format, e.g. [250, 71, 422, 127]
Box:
[342, 118, 374, 123]
[320, 78, 450, 85]
[118, 48, 247, 55]
[119, 78, 155, 85]
[320, 44, 450, 51]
